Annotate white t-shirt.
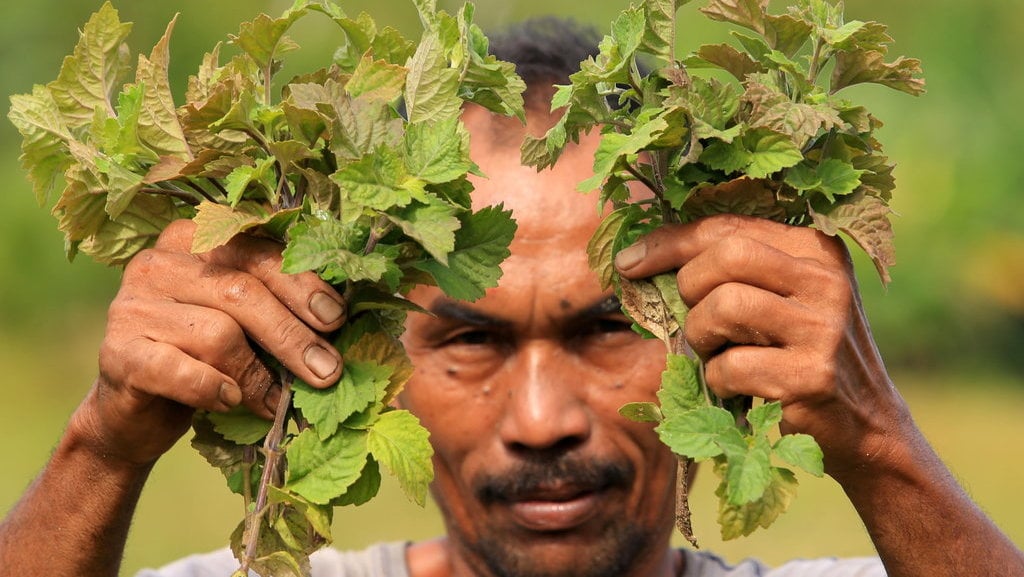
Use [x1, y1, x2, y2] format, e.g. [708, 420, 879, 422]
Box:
[135, 542, 886, 577]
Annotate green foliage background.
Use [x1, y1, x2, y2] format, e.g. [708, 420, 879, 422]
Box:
[1, 0, 1021, 574]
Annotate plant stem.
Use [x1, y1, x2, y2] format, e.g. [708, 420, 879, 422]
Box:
[238, 368, 295, 573]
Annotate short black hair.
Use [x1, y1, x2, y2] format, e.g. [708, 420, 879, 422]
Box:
[487, 16, 602, 88]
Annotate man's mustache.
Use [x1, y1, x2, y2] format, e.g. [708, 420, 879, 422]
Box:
[474, 454, 634, 504]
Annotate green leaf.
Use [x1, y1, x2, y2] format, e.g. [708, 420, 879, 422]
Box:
[207, 406, 273, 445]
[286, 428, 370, 505]
[719, 429, 772, 505]
[413, 205, 516, 301]
[386, 196, 460, 265]
[578, 117, 669, 192]
[135, 15, 191, 159]
[717, 466, 797, 540]
[773, 434, 825, 477]
[229, 7, 307, 71]
[293, 360, 393, 440]
[7, 86, 73, 205]
[619, 402, 664, 423]
[813, 158, 865, 201]
[657, 354, 703, 419]
[190, 201, 275, 254]
[334, 147, 420, 213]
[586, 204, 645, 289]
[403, 118, 472, 184]
[746, 401, 782, 436]
[368, 409, 434, 506]
[656, 406, 734, 459]
[47, 1, 133, 127]
[346, 53, 408, 102]
[743, 128, 803, 178]
[331, 456, 383, 506]
[405, 31, 461, 124]
[641, 0, 691, 62]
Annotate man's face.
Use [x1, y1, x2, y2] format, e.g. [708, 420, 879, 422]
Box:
[400, 105, 678, 577]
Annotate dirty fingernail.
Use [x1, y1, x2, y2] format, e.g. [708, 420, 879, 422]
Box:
[310, 292, 345, 325]
[304, 345, 340, 380]
[219, 382, 242, 407]
[615, 242, 647, 271]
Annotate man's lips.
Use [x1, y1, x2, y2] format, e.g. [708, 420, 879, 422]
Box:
[501, 484, 606, 532]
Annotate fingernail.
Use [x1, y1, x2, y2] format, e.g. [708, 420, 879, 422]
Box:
[304, 345, 340, 380]
[219, 382, 242, 407]
[615, 242, 647, 271]
[310, 292, 344, 325]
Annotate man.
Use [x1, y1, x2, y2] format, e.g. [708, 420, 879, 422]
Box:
[1, 17, 1022, 577]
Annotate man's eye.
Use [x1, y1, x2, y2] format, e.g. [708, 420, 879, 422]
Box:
[445, 330, 494, 346]
[589, 318, 634, 334]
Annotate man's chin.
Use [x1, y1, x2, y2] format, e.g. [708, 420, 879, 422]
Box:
[466, 521, 655, 577]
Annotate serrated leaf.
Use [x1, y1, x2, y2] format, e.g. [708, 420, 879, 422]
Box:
[286, 428, 370, 505]
[135, 15, 191, 159]
[346, 53, 408, 102]
[743, 128, 804, 178]
[656, 406, 735, 459]
[190, 201, 275, 254]
[641, 0, 691, 62]
[809, 191, 894, 285]
[587, 204, 645, 289]
[719, 429, 772, 505]
[693, 44, 765, 82]
[331, 456, 382, 506]
[403, 118, 472, 184]
[405, 31, 461, 124]
[75, 192, 180, 265]
[386, 196, 460, 265]
[344, 331, 415, 405]
[368, 410, 433, 506]
[658, 354, 703, 419]
[334, 147, 419, 213]
[578, 117, 669, 192]
[208, 406, 273, 444]
[47, 2, 133, 127]
[229, 8, 307, 71]
[831, 51, 925, 96]
[701, 0, 768, 35]
[717, 466, 797, 540]
[293, 360, 392, 441]
[413, 205, 515, 301]
[746, 401, 782, 436]
[7, 86, 73, 205]
[773, 434, 824, 477]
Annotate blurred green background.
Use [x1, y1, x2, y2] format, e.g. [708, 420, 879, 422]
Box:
[1, 0, 1022, 574]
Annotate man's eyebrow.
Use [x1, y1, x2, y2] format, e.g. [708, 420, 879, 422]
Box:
[428, 299, 513, 328]
[566, 294, 623, 323]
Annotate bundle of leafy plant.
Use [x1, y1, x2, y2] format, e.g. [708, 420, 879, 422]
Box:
[522, 0, 923, 544]
[8, 0, 524, 574]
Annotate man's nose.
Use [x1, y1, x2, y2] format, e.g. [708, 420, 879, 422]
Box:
[497, 341, 592, 452]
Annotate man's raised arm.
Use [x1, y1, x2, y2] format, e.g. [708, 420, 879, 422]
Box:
[615, 214, 1024, 577]
[0, 221, 346, 577]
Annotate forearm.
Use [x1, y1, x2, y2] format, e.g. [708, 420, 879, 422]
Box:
[0, 402, 154, 577]
[837, 425, 1024, 577]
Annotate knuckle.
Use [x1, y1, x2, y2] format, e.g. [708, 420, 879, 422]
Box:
[198, 310, 244, 352]
[216, 272, 255, 307]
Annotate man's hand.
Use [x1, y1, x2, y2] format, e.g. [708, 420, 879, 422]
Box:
[614, 214, 908, 475]
[80, 219, 346, 466]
